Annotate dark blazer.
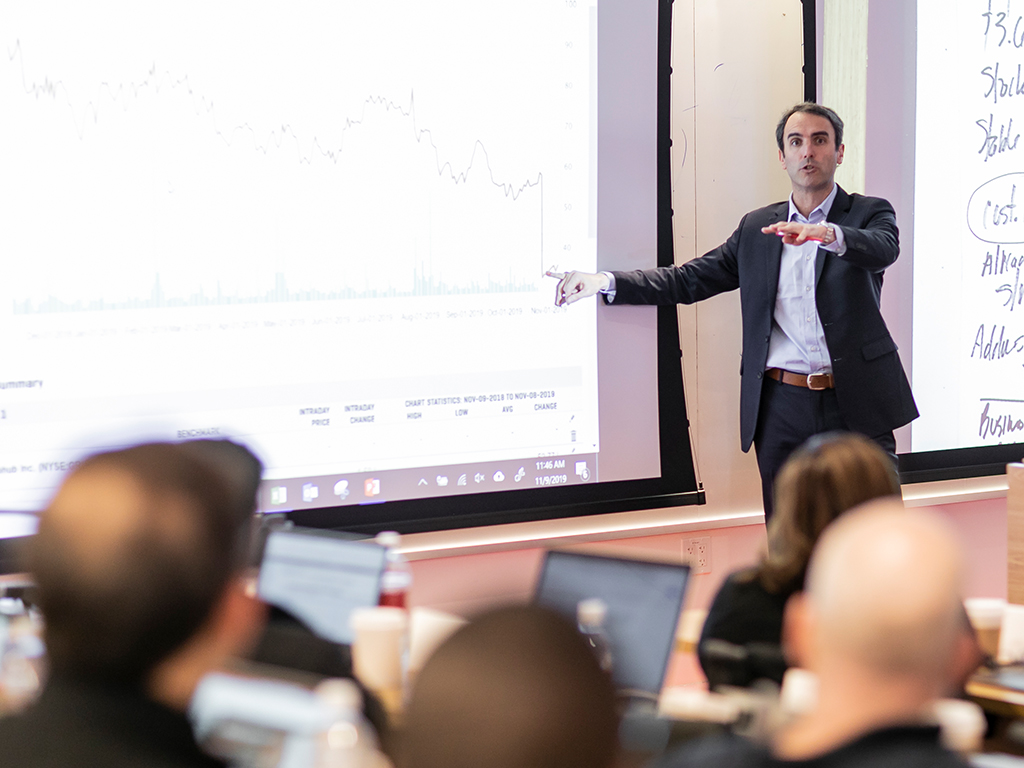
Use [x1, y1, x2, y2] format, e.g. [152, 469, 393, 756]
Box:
[653, 726, 965, 768]
[610, 186, 918, 451]
[0, 676, 226, 767]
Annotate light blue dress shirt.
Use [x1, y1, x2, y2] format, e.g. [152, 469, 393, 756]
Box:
[600, 184, 846, 376]
[764, 184, 846, 375]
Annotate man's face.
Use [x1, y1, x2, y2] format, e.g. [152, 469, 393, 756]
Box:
[778, 112, 844, 197]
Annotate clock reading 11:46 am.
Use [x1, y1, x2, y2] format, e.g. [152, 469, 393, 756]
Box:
[536, 459, 566, 471]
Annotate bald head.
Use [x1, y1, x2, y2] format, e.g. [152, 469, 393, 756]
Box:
[31, 443, 240, 684]
[803, 500, 965, 678]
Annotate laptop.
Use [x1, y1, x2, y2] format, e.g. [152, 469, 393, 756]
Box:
[533, 550, 691, 696]
[257, 527, 386, 645]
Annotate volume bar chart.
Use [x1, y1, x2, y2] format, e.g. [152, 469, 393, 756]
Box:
[14, 269, 541, 314]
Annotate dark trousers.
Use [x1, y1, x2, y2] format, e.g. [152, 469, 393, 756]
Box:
[752, 376, 896, 520]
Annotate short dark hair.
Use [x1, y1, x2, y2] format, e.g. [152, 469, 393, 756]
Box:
[178, 439, 263, 567]
[403, 605, 618, 768]
[776, 102, 844, 151]
[31, 442, 243, 685]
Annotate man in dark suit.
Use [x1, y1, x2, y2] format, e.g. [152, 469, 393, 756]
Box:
[555, 103, 917, 516]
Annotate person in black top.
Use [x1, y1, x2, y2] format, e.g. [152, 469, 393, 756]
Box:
[0, 442, 267, 767]
[656, 725, 964, 768]
[698, 433, 900, 689]
[659, 501, 975, 768]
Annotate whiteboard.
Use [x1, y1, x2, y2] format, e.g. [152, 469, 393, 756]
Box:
[913, 0, 1024, 452]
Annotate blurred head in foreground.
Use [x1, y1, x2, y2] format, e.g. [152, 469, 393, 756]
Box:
[30, 441, 265, 708]
[178, 438, 264, 566]
[759, 432, 900, 594]
[403, 605, 618, 768]
[785, 500, 968, 729]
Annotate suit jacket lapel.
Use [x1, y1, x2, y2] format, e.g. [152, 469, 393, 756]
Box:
[765, 202, 787, 304]
[816, 184, 851, 286]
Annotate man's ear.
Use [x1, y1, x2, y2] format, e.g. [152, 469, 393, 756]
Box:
[783, 592, 813, 669]
[836, 144, 845, 165]
[946, 619, 985, 695]
[210, 576, 268, 658]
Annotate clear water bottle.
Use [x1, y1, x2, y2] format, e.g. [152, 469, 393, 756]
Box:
[375, 531, 412, 609]
[0, 598, 46, 712]
[577, 598, 613, 673]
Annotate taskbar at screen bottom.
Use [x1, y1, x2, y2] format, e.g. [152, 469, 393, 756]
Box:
[256, 453, 600, 514]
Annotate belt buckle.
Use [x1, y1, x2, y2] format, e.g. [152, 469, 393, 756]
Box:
[806, 373, 829, 391]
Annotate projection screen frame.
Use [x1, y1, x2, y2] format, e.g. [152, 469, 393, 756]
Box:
[286, 0, 702, 534]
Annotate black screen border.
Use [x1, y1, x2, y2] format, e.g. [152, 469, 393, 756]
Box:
[898, 443, 1024, 485]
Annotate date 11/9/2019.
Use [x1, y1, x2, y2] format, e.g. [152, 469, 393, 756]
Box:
[536, 474, 569, 486]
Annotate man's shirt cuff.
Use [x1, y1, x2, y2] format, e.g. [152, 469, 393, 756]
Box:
[599, 271, 616, 302]
[822, 225, 847, 256]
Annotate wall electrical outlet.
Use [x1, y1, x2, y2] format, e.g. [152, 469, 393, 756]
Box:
[683, 536, 712, 575]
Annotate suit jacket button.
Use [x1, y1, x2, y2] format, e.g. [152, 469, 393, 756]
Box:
[757, 371, 763, 379]
[764, 335, 770, 343]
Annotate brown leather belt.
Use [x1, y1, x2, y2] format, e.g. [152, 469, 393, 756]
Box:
[766, 367, 835, 391]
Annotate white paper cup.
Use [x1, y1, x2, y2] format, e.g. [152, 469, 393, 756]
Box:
[407, 607, 466, 683]
[780, 667, 818, 716]
[350, 606, 408, 696]
[964, 597, 1006, 658]
[931, 698, 987, 754]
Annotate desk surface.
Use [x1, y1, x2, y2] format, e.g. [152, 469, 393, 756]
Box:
[968, 666, 1024, 727]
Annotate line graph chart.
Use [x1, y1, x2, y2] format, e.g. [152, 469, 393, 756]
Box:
[0, 0, 596, 315]
[6, 37, 543, 203]
[3, 38, 547, 311]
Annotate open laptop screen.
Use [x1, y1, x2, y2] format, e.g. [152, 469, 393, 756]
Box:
[533, 550, 690, 695]
[257, 528, 386, 645]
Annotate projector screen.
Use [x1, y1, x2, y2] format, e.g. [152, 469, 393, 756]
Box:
[0, 0, 698, 530]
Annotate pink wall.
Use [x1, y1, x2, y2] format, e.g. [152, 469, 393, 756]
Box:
[408, 496, 1007, 617]
[932, 497, 1007, 600]
[407, 524, 769, 618]
[406, 496, 1008, 690]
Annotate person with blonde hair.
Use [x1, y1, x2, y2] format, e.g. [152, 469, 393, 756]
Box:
[698, 432, 900, 688]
